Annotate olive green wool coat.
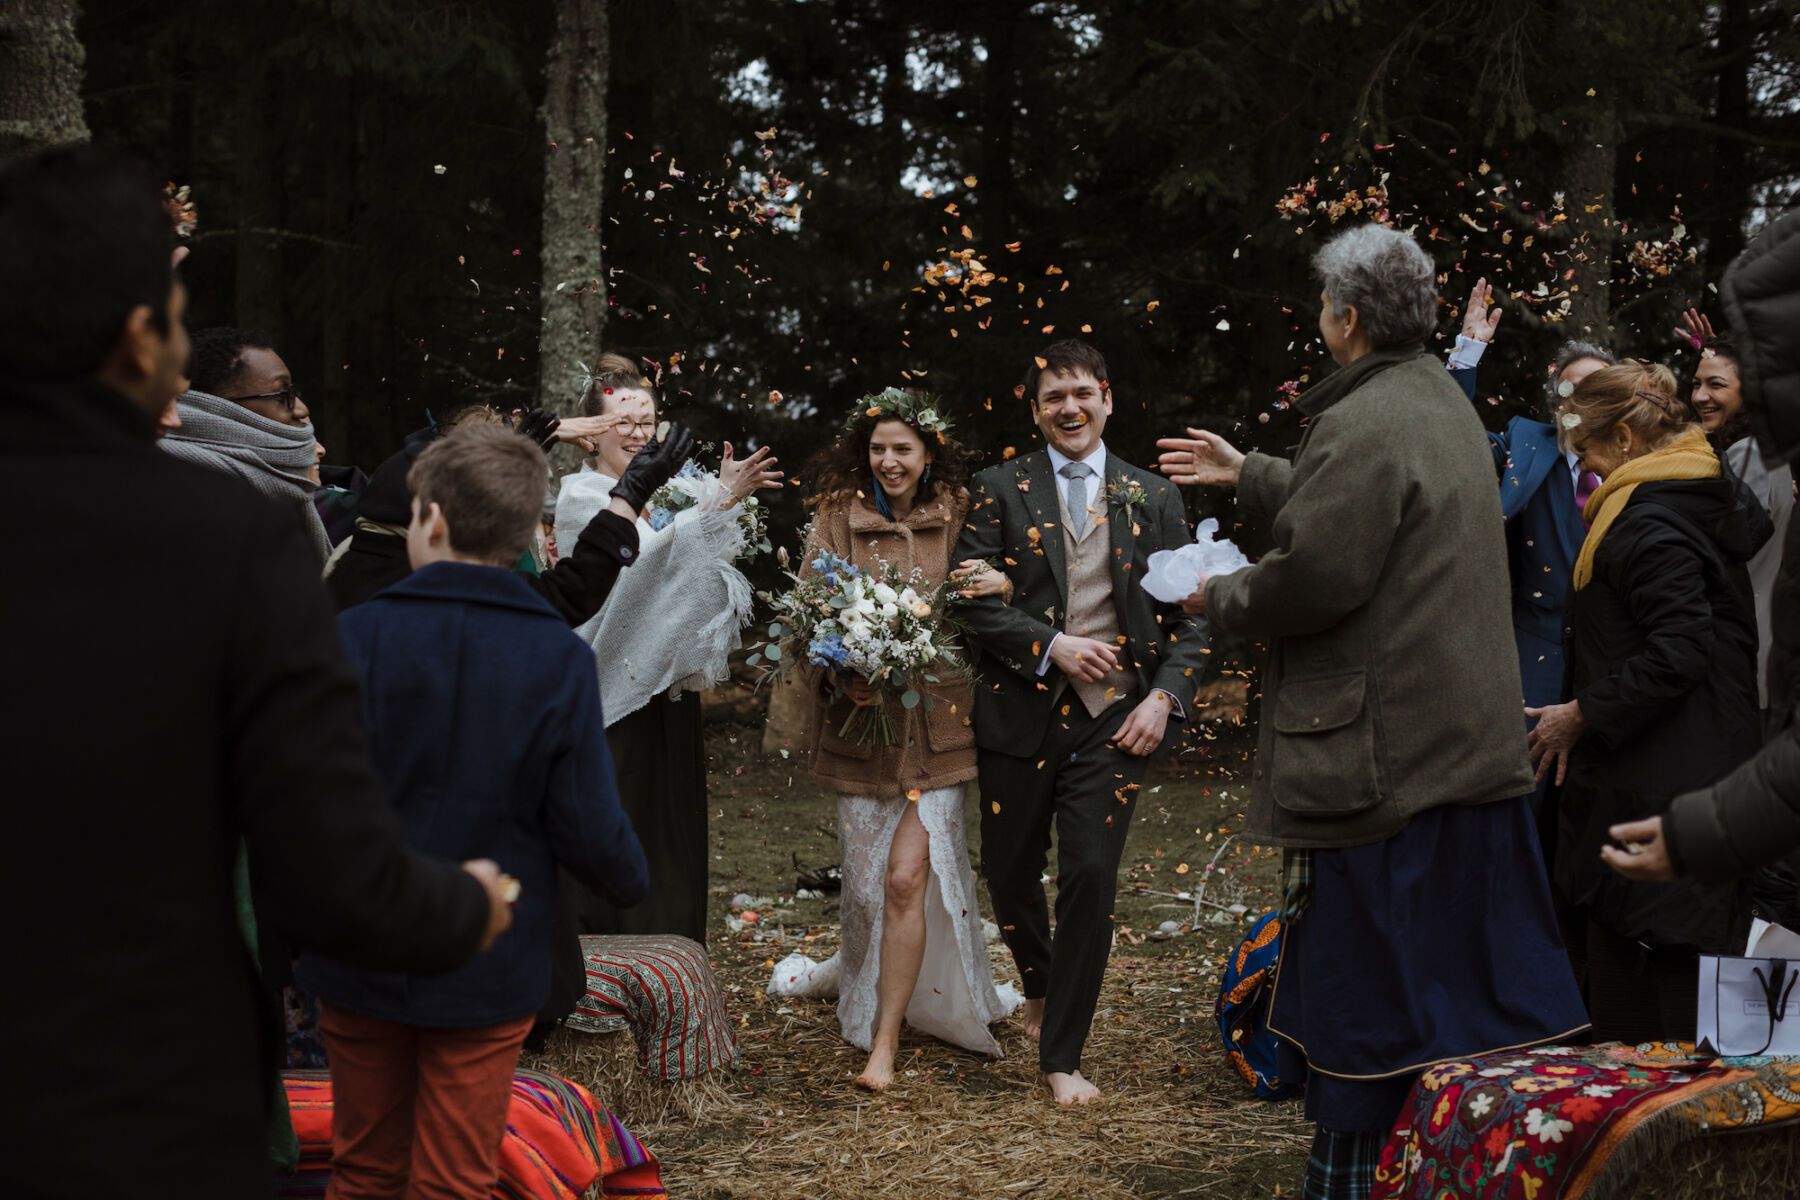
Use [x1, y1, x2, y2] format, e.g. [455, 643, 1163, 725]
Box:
[1205, 348, 1536, 848]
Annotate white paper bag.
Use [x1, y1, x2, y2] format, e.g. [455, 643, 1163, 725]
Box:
[1696, 953, 1800, 1056]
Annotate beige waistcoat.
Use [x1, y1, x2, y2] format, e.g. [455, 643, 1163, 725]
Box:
[1058, 480, 1137, 717]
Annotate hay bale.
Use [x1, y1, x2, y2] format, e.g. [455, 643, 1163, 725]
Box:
[1623, 1124, 1800, 1199]
[522, 1025, 744, 1131]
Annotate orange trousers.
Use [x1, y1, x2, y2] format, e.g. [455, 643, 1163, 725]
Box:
[319, 1002, 534, 1200]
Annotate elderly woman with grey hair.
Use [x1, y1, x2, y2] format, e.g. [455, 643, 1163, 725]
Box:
[1158, 223, 1587, 1200]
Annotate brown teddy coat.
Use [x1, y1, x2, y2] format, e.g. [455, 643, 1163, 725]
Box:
[803, 490, 979, 799]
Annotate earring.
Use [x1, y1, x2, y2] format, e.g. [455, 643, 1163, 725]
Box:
[921, 464, 933, 484]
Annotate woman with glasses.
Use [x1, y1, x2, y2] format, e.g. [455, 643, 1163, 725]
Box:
[164, 327, 333, 561]
[553, 353, 783, 945]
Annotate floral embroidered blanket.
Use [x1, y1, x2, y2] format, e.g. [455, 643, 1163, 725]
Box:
[1371, 1042, 1800, 1200]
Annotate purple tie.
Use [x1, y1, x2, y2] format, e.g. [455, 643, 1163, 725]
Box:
[1574, 471, 1600, 524]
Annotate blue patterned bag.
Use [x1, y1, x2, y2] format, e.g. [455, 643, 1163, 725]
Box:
[1213, 910, 1302, 1101]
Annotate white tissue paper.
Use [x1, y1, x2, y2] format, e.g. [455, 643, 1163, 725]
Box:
[1140, 518, 1252, 603]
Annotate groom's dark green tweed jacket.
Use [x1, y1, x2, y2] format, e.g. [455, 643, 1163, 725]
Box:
[953, 448, 1211, 756]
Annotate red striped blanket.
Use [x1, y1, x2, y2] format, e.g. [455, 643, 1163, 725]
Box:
[276, 1068, 664, 1199]
[568, 934, 739, 1081]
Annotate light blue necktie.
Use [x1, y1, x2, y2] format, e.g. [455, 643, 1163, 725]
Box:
[1061, 461, 1094, 539]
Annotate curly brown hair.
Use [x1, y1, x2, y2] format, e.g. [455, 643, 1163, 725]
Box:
[803, 409, 971, 512]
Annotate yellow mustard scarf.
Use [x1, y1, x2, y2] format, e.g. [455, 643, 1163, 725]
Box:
[1573, 426, 1719, 591]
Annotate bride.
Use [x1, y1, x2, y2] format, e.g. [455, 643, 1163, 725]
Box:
[791, 388, 1020, 1088]
[554, 353, 782, 945]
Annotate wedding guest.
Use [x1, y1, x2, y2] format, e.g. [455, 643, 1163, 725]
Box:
[1160, 223, 1587, 1200]
[792, 388, 1017, 1089]
[1443, 284, 1618, 847]
[955, 340, 1209, 1105]
[0, 145, 508, 1200]
[553, 353, 782, 944]
[328, 403, 691, 626]
[164, 326, 332, 560]
[1606, 213, 1800, 889]
[1692, 333, 1794, 715]
[298, 425, 647, 1199]
[1529, 360, 1766, 1042]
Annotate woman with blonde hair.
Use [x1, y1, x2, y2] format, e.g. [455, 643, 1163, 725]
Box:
[553, 353, 782, 944]
[789, 388, 1019, 1089]
[1528, 360, 1769, 1041]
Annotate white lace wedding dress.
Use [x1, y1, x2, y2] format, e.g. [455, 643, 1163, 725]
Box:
[773, 784, 1021, 1055]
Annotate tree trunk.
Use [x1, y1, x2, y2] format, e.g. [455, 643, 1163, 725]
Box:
[536, 0, 608, 418]
[318, 78, 355, 466]
[1559, 129, 1616, 343]
[233, 60, 285, 344]
[1702, 0, 1753, 279]
[0, 0, 90, 157]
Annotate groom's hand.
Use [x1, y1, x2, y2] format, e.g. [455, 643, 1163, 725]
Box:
[1113, 692, 1173, 757]
[1049, 635, 1119, 683]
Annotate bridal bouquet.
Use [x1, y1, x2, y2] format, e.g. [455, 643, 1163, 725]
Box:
[749, 549, 970, 747]
[644, 461, 770, 559]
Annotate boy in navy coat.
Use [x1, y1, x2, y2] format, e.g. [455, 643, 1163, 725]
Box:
[299, 424, 648, 1199]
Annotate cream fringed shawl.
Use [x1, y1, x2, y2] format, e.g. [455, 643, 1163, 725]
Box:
[554, 464, 753, 726]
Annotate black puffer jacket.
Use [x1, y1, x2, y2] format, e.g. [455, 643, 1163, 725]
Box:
[1555, 478, 1769, 952]
[1666, 210, 1800, 883]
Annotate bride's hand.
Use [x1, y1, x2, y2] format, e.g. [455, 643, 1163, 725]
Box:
[840, 675, 880, 707]
[717, 441, 784, 508]
[952, 558, 1010, 600]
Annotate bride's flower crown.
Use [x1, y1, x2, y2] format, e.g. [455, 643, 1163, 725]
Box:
[850, 387, 952, 440]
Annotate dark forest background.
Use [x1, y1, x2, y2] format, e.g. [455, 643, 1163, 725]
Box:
[45, 0, 1800, 541]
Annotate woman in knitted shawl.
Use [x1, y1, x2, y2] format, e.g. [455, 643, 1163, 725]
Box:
[552, 354, 781, 944]
[161, 328, 330, 562]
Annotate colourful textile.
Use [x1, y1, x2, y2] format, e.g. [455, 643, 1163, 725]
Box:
[1372, 1042, 1800, 1200]
[1215, 911, 1302, 1101]
[276, 1068, 664, 1200]
[568, 934, 740, 1080]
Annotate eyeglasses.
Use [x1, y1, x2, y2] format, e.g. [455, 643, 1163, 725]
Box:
[612, 420, 657, 437]
[227, 386, 303, 412]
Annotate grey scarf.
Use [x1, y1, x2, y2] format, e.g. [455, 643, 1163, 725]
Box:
[163, 389, 332, 562]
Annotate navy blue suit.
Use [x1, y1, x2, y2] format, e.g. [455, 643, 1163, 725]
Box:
[300, 562, 649, 1028]
[1449, 366, 1587, 712]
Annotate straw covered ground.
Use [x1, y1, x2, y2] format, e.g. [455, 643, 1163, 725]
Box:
[530, 702, 1321, 1198]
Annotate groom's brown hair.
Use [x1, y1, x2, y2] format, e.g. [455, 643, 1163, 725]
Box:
[1021, 340, 1109, 404]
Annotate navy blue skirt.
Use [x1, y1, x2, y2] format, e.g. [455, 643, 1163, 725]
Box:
[1269, 795, 1589, 1131]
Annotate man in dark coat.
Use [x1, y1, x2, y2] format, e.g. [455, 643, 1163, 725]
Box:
[0, 148, 509, 1197]
[954, 340, 1210, 1104]
[1608, 209, 1800, 886]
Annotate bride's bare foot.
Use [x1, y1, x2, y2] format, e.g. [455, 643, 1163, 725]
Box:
[1021, 997, 1045, 1040]
[855, 1042, 896, 1090]
[1044, 1070, 1102, 1106]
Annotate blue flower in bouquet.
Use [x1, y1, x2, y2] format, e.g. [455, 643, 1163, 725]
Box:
[644, 505, 677, 532]
[807, 632, 849, 669]
[810, 551, 860, 589]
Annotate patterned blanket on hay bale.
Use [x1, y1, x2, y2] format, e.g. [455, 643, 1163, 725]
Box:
[1373, 1042, 1800, 1200]
[275, 1068, 663, 1199]
[566, 934, 740, 1080]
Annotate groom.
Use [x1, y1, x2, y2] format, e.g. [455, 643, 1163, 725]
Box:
[955, 340, 1209, 1104]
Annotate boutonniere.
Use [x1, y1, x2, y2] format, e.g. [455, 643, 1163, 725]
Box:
[1107, 474, 1150, 527]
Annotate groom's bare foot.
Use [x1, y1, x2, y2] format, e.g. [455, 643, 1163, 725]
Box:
[855, 1042, 896, 1091]
[1021, 998, 1045, 1040]
[1044, 1070, 1102, 1105]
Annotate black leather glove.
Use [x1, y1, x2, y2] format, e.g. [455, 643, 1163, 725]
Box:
[609, 423, 696, 511]
[508, 407, 561, 451]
